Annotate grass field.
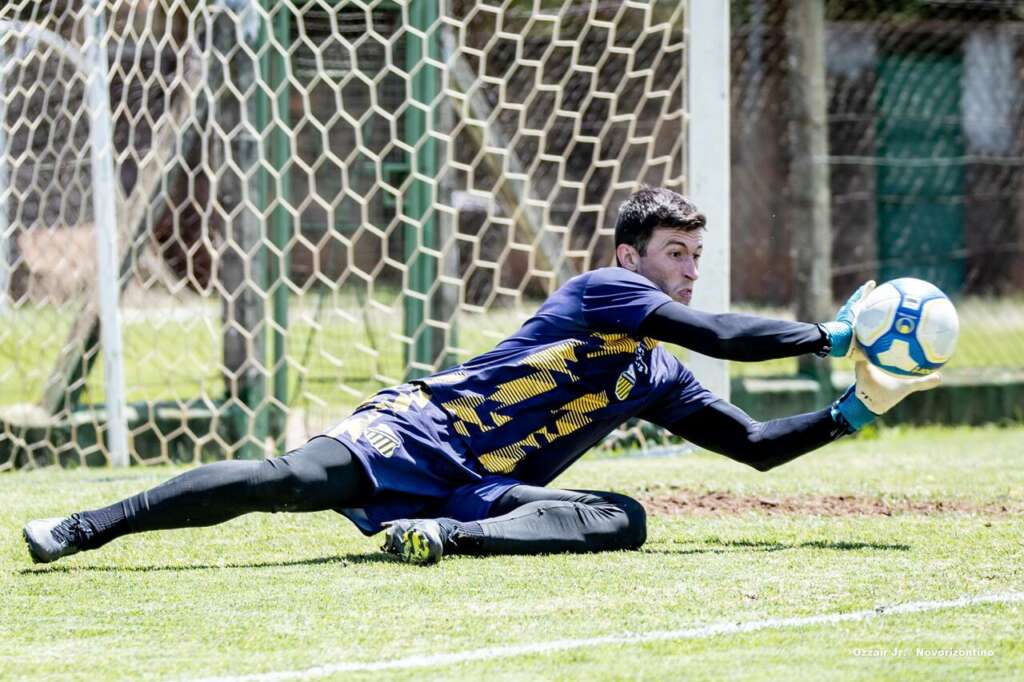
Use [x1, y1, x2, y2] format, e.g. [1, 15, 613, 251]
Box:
[2, 425, 1022, 680]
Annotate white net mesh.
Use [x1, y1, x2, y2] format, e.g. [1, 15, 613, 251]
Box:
[0, 0, 687, 467]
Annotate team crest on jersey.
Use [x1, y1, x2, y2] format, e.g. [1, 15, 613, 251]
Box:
[615, 366, 636, 401]
[613, 342, 652, 401]
[366, 425, 400, 457]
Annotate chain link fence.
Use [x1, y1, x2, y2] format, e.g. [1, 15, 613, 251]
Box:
[732, 0, 1024, 381]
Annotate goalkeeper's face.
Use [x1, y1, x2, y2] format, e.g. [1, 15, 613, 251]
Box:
[630, 228, 703, 305]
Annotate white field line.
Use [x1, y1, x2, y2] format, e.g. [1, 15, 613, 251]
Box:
[189, 590, 1024, 682]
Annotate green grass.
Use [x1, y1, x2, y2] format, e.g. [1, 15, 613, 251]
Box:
[2, 425, 1023, 680]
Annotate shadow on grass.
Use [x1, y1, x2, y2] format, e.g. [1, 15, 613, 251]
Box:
[17, 552, 399, 574]
[648, 538, 911, 556]
[17, 539, 912, 573]
[722, 538, 911, 552]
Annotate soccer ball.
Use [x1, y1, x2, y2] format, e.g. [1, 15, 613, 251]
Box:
[854, 278, 959, 377]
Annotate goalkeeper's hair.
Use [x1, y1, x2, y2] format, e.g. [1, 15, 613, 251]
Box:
[614, 187, 706, 264]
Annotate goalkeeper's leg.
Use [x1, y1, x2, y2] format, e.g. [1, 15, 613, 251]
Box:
[453, 485, 647, 554]
[383, 485, 647, 563]
[23, 437, 371, 562]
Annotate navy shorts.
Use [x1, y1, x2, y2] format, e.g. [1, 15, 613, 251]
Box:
[322, 384, 521, 534]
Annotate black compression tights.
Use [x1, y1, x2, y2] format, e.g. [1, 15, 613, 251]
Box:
[76, 437, 646, 556]
[445, 486, 648, 555]
[77, 437, 371, 549]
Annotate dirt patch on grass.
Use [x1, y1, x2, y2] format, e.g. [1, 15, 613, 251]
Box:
[641, 490, 1024, 517]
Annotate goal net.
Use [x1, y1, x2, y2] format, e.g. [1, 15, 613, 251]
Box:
[0, 0, 687, 467]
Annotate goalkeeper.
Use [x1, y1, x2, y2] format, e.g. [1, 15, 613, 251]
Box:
[23, 187, 940, 565]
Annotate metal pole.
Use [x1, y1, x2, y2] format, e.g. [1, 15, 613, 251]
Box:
[403, 0, 441, 380]
[259, 0, 290, 445]
[687, 0, 731, 402]
[85, 0, 130, 466]
[786, 0, 832, 396]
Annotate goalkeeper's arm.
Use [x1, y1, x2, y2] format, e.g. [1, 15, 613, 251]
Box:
[638, 303, 829, 362]
[637, 281, 876, 362]
[666, 401, 848, 472]
[665, 361, 941, 471]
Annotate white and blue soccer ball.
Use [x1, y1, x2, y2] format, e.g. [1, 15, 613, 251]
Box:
[854, 277, 959, 377]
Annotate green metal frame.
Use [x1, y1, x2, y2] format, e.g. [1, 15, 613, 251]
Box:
[246, 0, 291, 451]
[264, 1, 291, 444]
[402, 0, 441, 380]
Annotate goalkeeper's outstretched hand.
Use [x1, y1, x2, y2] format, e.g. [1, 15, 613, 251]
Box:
[820, 280, 876, 359]
[833, 361, 942, 431]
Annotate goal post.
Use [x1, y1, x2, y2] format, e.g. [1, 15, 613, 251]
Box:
[686, 0, 731, 402]
[82, 0, 130, 467]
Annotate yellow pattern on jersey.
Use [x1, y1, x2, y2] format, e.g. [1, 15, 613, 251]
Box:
[586, 332, 659, 358]
[448, 334, 658, 474]
[562, 390, 609, 414]
[478, 434, 542, 474]
[442, 393, 498, 438]
[552, 410, 593, 436]
[478, 388, 608, 473]
[587, 333, 639, 358]
[518, 339, 585, 380]
[478, 409, 596, 474]
[490, 370, 559, 405]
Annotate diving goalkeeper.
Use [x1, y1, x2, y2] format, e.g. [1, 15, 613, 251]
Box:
[23, 187, 940, 565]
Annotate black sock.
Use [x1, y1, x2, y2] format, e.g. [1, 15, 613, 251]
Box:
[76, 503, 129, 550]
[435, 518, 485, 552]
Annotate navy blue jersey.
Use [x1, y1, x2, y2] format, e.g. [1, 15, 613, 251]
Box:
[418, 267, 716, 484]
[325, 267, 717, 532]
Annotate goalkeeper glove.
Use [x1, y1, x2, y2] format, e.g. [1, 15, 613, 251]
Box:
[832, 361, 942, 431]
[820, 280, 876, 358]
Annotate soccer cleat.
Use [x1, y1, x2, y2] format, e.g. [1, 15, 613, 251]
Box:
[22, 514, 88, 564]
[380, 519, 445, 565]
